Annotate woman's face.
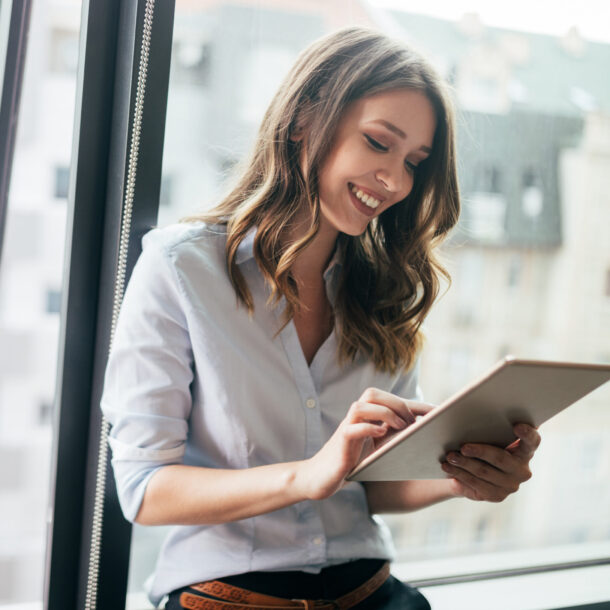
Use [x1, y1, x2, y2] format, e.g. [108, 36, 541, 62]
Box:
[316, 88, 436, 236]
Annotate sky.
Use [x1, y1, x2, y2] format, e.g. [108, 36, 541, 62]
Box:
[368, 0, 610, 44]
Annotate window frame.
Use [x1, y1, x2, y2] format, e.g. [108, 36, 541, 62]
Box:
[0, 0, 33, 262]
[44, 1, 174, 608]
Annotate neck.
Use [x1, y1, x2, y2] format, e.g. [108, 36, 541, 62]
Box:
[287, 211, 338, 284]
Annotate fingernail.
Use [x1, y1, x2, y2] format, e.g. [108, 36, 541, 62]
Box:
[461, 445, 477, 457]
[447, 453, 460, 465]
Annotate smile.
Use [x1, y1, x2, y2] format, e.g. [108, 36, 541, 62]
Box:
[350, 184, 382, 209]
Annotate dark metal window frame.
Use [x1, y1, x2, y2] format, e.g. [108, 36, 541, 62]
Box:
[45, 1, 175, 608]
[0, 0, 33, 262]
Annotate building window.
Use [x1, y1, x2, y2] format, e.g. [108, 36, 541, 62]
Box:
[507, 255, 522, 289]
[38, 401, 53, 427]
[171, 41, 211, 86]
[159, 174, 173, 207]
[474, 163, 502, 194]
[468, 164, 506, 242]
[45, 289, 62, 314]
[467, 192, 506, 242]
[521, 167, 543, 219]
[486, 165, 502, 193]
[54, 166, 70, 199]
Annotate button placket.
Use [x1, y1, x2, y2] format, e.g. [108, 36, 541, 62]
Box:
[273, 300, 328, 564]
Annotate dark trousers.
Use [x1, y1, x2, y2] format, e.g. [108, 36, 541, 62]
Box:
[165, 559, 430, 609]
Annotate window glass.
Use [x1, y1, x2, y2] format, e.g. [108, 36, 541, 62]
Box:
[128, 0, 610, 605]
[0, 0, 82, 605]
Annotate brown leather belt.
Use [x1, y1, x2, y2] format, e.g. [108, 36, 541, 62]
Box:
[179, 562, 390, 609]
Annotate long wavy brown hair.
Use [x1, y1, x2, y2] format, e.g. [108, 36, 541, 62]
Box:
[183, 26, 460, 374]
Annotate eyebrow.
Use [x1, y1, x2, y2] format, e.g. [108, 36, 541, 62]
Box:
[371, 119, 433, 153]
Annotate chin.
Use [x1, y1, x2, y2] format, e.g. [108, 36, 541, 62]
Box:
[322, 208, 371, 237]
[340, 223, 369, 237]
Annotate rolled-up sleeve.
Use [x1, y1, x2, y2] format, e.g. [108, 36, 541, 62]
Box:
[100, 230, 194, 522]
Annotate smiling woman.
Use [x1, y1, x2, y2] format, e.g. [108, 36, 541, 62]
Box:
[99, 25, 542, 610]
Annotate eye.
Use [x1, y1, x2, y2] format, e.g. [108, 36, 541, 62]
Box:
[405, 160, 418, 173]
[364, 134, 388, 152]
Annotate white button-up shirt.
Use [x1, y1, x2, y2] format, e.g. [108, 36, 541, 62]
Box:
[101, 222, 422, 606]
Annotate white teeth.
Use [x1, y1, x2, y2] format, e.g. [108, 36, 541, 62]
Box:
[351, 184, 380, 209]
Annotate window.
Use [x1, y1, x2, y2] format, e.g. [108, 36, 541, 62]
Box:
[3, 1, 607, 609]
[127, 9, 610, 608]
[522, 167, 543, 219]
[45, 288, 61, 314]
[53, 165, 70, 199]
[171, 40, 211, 86]
[159, 173, 173, 207]
[507, 254, 521, 289]
[0, 0, 80, 606]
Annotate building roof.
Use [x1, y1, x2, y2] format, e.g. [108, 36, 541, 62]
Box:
[388, 11, 605, 246]
[390, 10, 610, 117]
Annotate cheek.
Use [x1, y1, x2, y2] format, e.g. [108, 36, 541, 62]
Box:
[322, 145, 368, 183]
[404, 173, 415, 197]
[318, 157, 347, 197]
[384, 173, 415, 214]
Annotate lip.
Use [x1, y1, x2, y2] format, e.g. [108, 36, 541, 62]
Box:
[350, 182, 386, 204]
[348, 183, 378, 217]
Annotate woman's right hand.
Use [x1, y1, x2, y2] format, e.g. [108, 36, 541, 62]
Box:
[295, 388, 434, 500]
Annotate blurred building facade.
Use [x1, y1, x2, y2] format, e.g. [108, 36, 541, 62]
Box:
[0, 0, 609, 603]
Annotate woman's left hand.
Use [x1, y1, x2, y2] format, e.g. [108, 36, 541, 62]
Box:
[441, 423, 541, 503]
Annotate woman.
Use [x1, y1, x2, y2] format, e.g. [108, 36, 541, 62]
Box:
[101, 26, 540, 609]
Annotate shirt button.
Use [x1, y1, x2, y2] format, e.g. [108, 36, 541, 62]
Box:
[305, 398, 316, 409]
[313, 536, 324, 545]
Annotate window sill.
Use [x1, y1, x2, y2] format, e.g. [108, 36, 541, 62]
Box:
[419, 564, 610, 609]
[394, 542, 610, 610]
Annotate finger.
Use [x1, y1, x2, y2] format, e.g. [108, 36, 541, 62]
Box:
[359, 387, 435, 420]
[509, 424, 541, 459]
[343, 421, 388, 441]
[441, 462, 511, 502]
[445, 451, 522, 489]
[459, 443, 521, 475]
[402, 399, 437, 417]
[348, 400, 412, 430]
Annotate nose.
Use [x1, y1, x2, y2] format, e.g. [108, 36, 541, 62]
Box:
[375, 160, 411, 198]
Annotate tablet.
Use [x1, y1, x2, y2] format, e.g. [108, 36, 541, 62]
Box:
[347, 357, 610, 481]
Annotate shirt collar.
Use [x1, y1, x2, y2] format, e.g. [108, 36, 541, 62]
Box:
[234, 226, 343, 306]
[235, 227, 344, 274]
